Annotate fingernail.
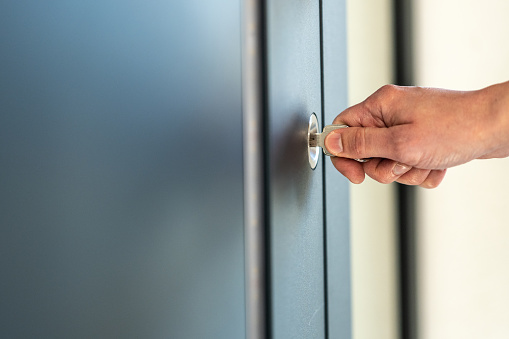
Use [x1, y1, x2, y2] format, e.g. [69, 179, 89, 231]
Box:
[325, 131, 343, 154]
[393, 163, 410, 176]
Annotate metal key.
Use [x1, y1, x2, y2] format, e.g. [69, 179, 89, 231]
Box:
[309, 124, 349, 156]
[309, 122, 370, 162]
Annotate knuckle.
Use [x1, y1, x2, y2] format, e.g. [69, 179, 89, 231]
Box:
[366, 161, 396, 185]
[421, 170, 446, 189]
[406, 174, 424, 186]
[422, 181, 439, 189]
[420, 177, 438, 188]
[380, 84, 398, 95]
[362, 85, 403, 125]
[379, 175, 395, 185]
[399, 169, 429, 186]
[392, 139, 410, 163]
[375, 84, 401, 102]
[391, 130, 421, 166]
[351, 128, 366, 158]
[368, 172, 393, 184]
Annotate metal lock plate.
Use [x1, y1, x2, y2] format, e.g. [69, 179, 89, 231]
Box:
[308, 113, 369, 169]
[307, 113, 320, 169]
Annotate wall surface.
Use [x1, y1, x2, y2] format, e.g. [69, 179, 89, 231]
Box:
[346, 1, 400, 339]
[413, 0, 509, 338]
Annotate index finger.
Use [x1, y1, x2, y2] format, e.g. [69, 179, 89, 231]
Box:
[332, 101, 385, 128]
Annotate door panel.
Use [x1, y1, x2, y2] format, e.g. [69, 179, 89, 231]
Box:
[1, 1, 351, 338]
[0, 1, 244, 338]
[266, 1, 325, 338]
[322, 0, 352, 338]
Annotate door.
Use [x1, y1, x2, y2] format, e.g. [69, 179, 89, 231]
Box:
[0, 1, 350, 338]
[0, 1, 244, 338]
[244, 0, 351, 338]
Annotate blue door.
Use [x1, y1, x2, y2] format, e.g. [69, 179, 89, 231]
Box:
[0, 1, 350, 338]
[261, 0, 351, 337]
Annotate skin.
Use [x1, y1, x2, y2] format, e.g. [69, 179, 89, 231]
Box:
[324, 81, 509, 188]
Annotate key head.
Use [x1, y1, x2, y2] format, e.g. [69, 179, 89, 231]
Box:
[320, 124, 348, 156]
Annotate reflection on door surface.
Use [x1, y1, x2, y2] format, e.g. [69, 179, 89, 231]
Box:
[0, 1, 350, 338]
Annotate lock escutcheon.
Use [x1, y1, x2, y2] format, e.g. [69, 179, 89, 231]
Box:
[307, 113, 320, 170]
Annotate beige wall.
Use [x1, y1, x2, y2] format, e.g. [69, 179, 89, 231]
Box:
[346, 1, 399, 339]
[347, 1, 509, 338]
[413, 0, 509, 338]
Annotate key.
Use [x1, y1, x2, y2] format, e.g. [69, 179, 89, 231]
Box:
[309, 124, 370, 162]
[309, 124, 348, 156]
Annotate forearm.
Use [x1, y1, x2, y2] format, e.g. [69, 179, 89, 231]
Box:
[478, 81, 509, 159]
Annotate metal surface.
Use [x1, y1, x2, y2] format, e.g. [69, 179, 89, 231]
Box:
[0, 2, 244, 338]
[308, 114, 321, 169]
[242, 0, 268, 337]
[310, 123, 368, 161]
[321, 0, 352, 337]
[266, 0, 325, 337]
[310, 124, 348, 155]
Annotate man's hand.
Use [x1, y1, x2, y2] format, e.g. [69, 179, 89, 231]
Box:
[325, 82, 509, 188]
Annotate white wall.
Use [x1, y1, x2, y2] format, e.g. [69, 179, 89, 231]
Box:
[346, 1, 400, 339]
[413, 1, 509, 338]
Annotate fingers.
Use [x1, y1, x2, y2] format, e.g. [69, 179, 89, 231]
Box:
[396, 168, 446, 188]
[396, 168, 432, 186]
[331, 157, 447, 188]
[332, 101, 380, 127]
[332, 84, 401, 128]
[418, 169, 447, 188]
[362, 158, 411, 184]
[363, 159, 446, 187]
[325, 126, 401, 162]
[330, 157, 365, 184]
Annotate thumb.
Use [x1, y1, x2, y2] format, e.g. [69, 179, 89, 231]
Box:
[324, 126, 396, 160]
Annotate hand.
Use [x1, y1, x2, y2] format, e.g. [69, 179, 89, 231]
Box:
[324, 82, 509, 188]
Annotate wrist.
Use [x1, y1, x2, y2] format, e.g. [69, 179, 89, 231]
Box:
[480, 81, 509, 157]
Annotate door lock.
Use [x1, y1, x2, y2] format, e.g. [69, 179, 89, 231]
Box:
[307, 113, 320, 169]
[308, 113, 369, 169]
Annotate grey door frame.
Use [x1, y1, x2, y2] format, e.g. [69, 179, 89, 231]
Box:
[242, 0, 351, 338]
[242, 0, 269, 338]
